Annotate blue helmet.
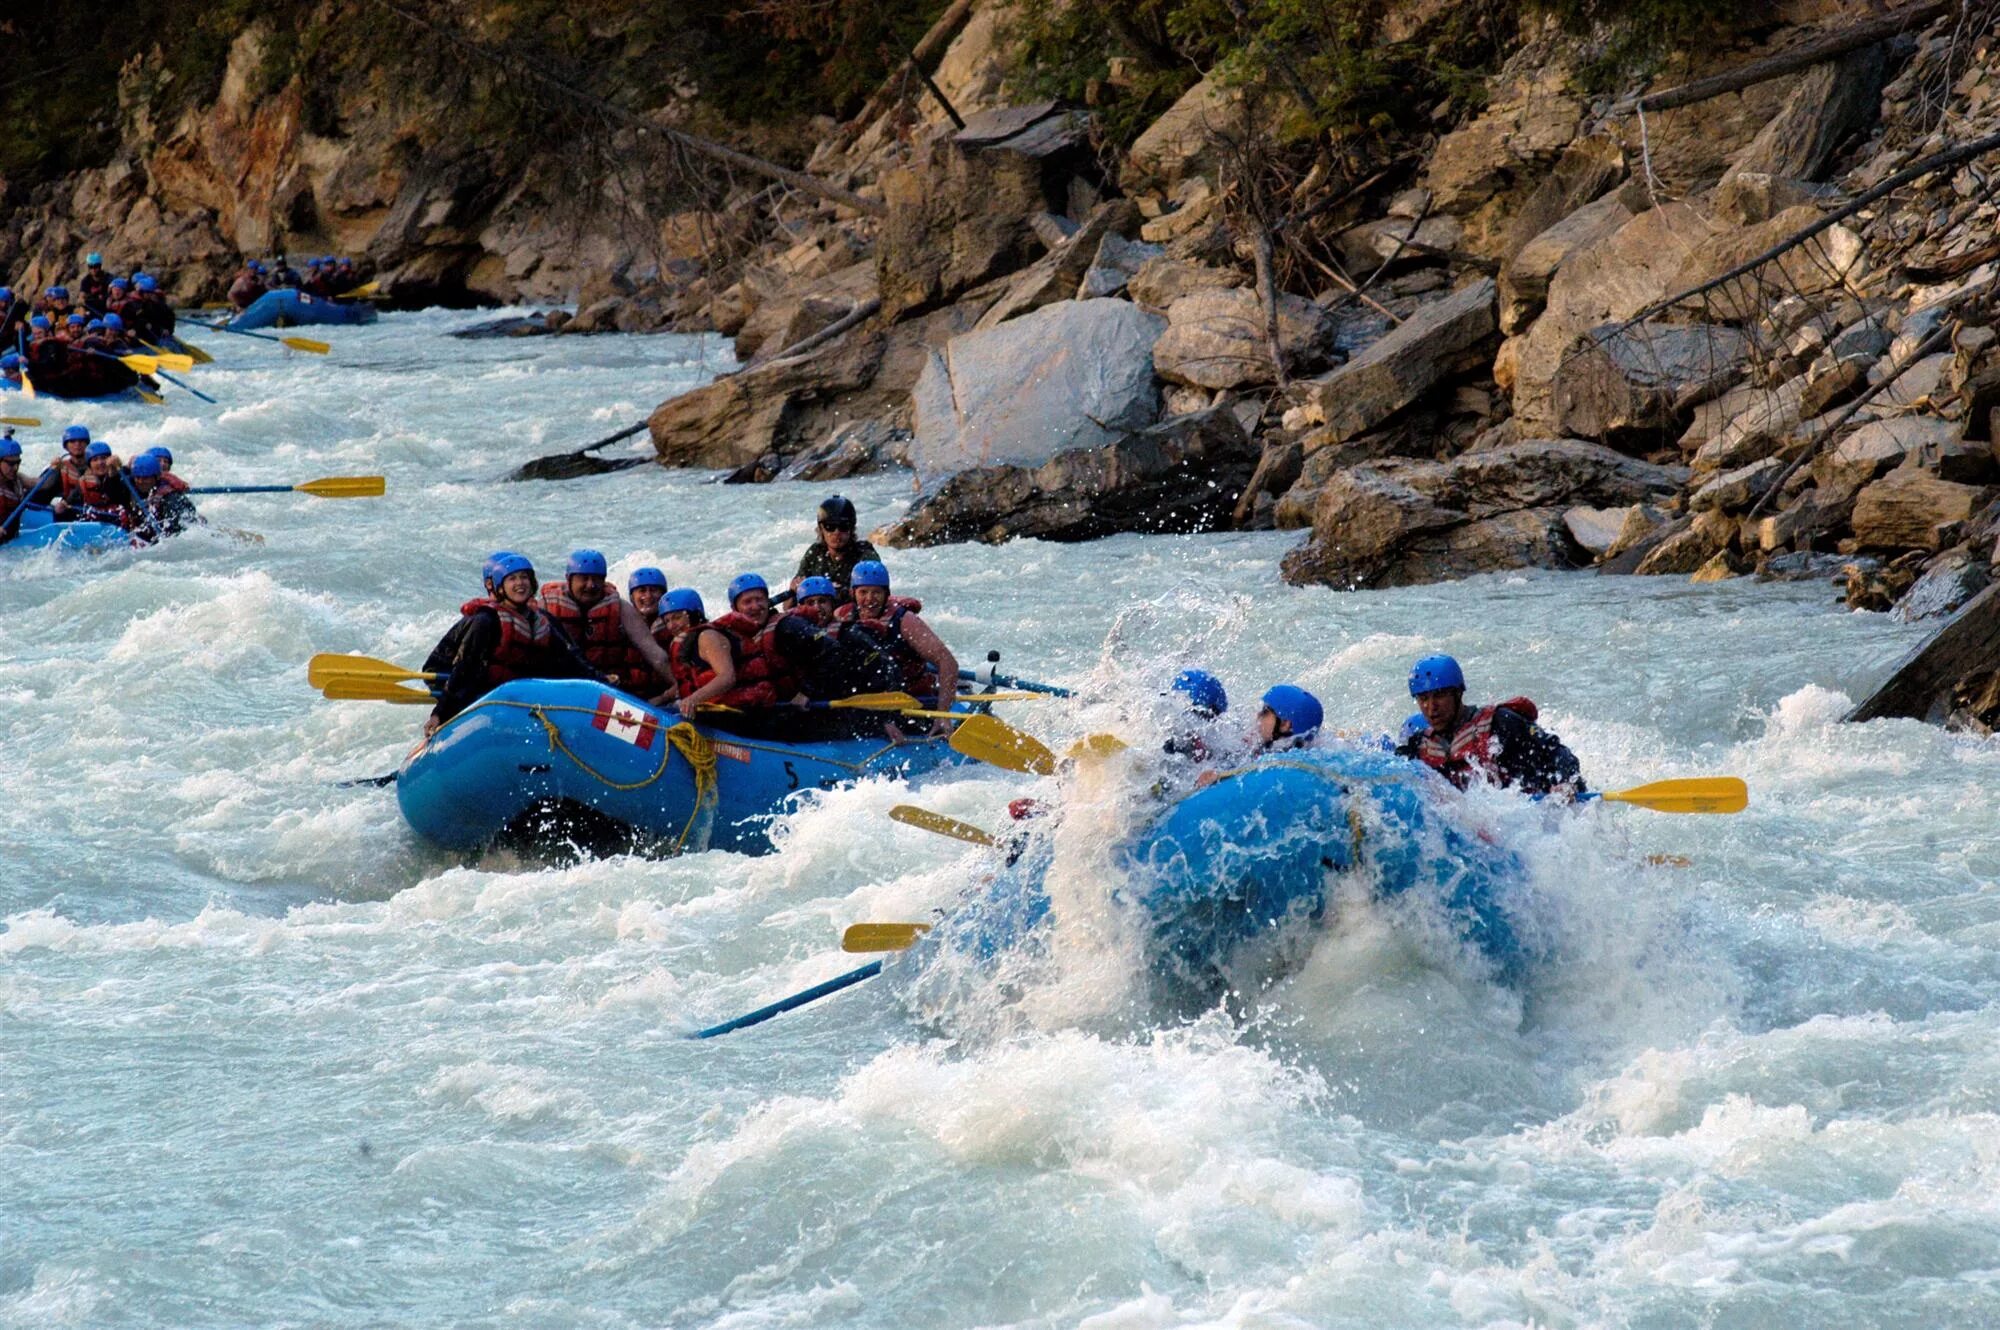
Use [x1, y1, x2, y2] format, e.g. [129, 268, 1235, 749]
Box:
[146, 445, 172, 465]
[66, 313, 88, 326]
[1408, 654, 1466, 697]
[84, 441, 112, 460]
[0, 287, 12, 303]
[1171, 669, 1228, 718]
[796, 575, 837, 601]
[135, 274, 158, 292]
[30, 315, 51, 331]
[664, 588, 705, 617]
[1260, 684, 1323, 739]
[130, 452, 161, 479]
[86, 318, 104, 331]
[86, 252, 102, 266]
[1400, 713, 1429, 742]
[483, 551, 534, 589]
[627, 566, 668, 592]
[0, 352, 18, 371]
[249, 260, 266, 273]
[63, 425, 90, 444]
[851, 560, 890, 589]
[565, 548, 608, 577]
[47, 285, 69, 300]
[103, 313, 124, 330]
[727, 572, 768, 606]
[0, 438, 22, 461]
[109, 278, 128, 292]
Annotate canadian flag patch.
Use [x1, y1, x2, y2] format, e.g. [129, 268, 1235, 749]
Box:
[591, 693, 659, 749]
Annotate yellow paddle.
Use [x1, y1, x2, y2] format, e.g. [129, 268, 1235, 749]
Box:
[307, 653, 436, 688]
[338, 281, 381, 300]
[136, 389, 166, 406]
[889, 804, 995, 846]
[321, 677, 434, 704]
[186, 476, 386, 498]
[1, 416, 39, 427]
[124, 350, 195, 373]
[139, 338, 209, 367]
[948, 713, 1058, 776]
[20, 368, 34, 399]
[1595, 777, 1747, 815]
[279, 335, 332, 354]
[1067, 734, 1129, 760]
[117, 353, 160, 374]
[842, 922, 933, 953]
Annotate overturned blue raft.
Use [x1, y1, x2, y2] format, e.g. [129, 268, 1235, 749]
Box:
[936, 745, 1535, 991]
[224, 289, 378, 332]
[397, 678, 971, 856]
[2, 505, 133, 555]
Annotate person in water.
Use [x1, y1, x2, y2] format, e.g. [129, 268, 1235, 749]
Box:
[424, 553, 602, 735]
[1395, 653, 1584, 796]
[792, 495, 880, 600]
[537, 549, 674, 694]
[833, 560, 958, 734]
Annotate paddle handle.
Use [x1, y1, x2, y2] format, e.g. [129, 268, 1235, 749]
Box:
[686, 960, 883, 1039]
[956, 666, 1071, 697]
[186, 485, 289, 494]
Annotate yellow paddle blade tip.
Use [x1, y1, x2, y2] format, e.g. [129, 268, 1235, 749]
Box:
[1066, 734, 1129, 760]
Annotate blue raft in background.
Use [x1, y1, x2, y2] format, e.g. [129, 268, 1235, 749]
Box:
[224, 290, 378, 332]
[2, 505, 133, 555]
[397, 678, 972, 856]
[936, 745, 1535, 991]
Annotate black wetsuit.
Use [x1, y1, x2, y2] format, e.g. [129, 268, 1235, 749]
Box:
[1395, 704, 1584, 796]
[793, 537, 881, 600]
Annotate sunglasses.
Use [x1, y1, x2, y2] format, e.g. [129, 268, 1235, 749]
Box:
[819, 521, 855, 532]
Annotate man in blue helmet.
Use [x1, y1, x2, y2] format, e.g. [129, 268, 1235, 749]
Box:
[80, 253, 111, 313]
[228, 260, 268, 311]
[0, 435, 29, 533]
[128, 273, 175, 341]
[538, 549, 673, 693]
[424, 553, 604, 735]
[1192, 684, 1320, 789]
[1164, 669, 1228, 762]
[1397, 654, 1583, 796]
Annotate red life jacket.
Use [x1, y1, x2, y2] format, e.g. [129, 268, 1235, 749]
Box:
[158, 473, 190, 494]
[1412, 697, 1538, 790]
[75, 469, 122, 511]
[833, 596, 929, 694]
[541, 581, 644, 686]
[460, 596, 555, 687]
[712, 609, 785, 690]
[670, 622, 775, 709]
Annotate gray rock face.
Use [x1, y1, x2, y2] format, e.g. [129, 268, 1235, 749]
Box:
[881, 405, 1258, 547]
[1280, 438, 1686, 588]
[1153, 287, 1337, 390]
[1555, 321, 1749, 441]
[1290, 278, 1498, 443]
[908, 298, 1166, 491]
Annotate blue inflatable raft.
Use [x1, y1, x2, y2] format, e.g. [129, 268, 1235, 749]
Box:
[932, 746, 1535, 994]
[397, 678, 973, 856]
[1, 505, 133, 555]
[224, 289, 378, 332]
[2, 376, 152, 404]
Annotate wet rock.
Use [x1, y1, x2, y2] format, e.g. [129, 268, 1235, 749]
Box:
[881, 404, 1257, 547]
[1153, 287, 1337, 390]
[908, 297, 1165, 490]
[1757, 550, 1855, 582]
[1633, 522, 1723, 576]
[1290, 278, 1497, 443]
[648, 330, 883, 471]
[451, 314, 558, 339]
[1850, 464, 1994, 552]
[1562, 504, 1634, 557]
[1842, 552, 1926, 611]
[1280, 438, 1684, 588]
[776, 419, 911, 482]
[1893, 544, 1991, 623]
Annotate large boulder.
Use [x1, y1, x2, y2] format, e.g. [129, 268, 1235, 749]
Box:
[1280, 439, 1687, 588]
[1289, 278, 1497, 442]
[1850, 465, 1993, 552]
[880, 405, 1258, 547]
[908, 298, 1166, 490]
[647, 331, 885, 471]
[1153, 287, 1337, 390]
[1553, 321, 1749, 442]
[1499, 192, 1632, 334]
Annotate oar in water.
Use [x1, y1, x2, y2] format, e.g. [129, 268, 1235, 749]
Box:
[842, 922, 933, 953]
[187, 476, 385, 498]
[1587, 777, 1747, 815]
[888, 804, 995, 845]
[947, 713, 1058, 776]
[321, 677, 434, 704]
[151, 367, 216, 404]
[686, 960, 884, 1040]
[184, 321, 331, 355]
[306, 653, 438, 688]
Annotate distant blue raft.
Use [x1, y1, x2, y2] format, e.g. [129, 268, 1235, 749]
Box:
[224, 289, 378, 332]
[937, 746, 1535, 990]
[396, 678, 972, 856]
[1, 505, 133, 555]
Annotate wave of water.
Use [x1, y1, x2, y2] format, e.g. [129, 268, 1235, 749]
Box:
[4, 312, 1998, 1327]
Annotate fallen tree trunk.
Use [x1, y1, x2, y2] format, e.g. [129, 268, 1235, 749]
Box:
[1848, 581, 2000, 723]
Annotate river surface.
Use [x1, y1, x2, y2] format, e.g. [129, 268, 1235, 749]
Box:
[4, 312, 1998, 1329]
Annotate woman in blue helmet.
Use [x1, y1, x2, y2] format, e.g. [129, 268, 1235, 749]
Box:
[1396, 653, 1584, 796]
[423, 553, 604, 735]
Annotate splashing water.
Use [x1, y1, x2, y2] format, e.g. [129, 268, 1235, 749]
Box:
[5, 313, 2000, 1327]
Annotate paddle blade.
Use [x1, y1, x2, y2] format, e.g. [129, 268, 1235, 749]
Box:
[281, 336, 331, 355]
[949, 713, 1057, 777]
[137, 390, 165, 406]
[295, 475, 385, 498]
[118, 354, 160, 374]
[307, 653, 434, 688]
[1600, 777, 1747, 815]
[888, 804, 995, 846]
[0, 416, 39, 427]
[828, 691, 924, 711]
[841, 923, 933, 953]
[339, 281, 381, 299]
[321, 677, 434, 704]
[20, 370, 34, 400]
[177, 339, 215, 365]
[1067, 733, 1129, 760]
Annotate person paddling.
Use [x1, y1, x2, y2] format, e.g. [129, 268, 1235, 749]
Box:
[424, 553, 602, 736]
[1165, 669, 1229, 763]
[0, 437, 29, 530]
[1395, 654, 1585, 796]
[660, 587, 772, 715]
[833, 560, 958, 735]
[538, 549, 674, 695]
[792, 495, 880, 601]
[79, 252, 111, 314]
[1192, 685, 1321, 789]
